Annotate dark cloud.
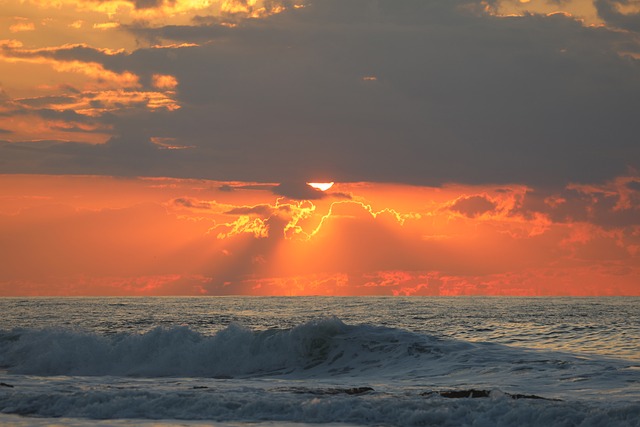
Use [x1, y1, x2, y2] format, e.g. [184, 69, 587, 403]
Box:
[173, 197, 213, 209]
[130, 24, 230, 45]
[2, 0, 640, 189]
[595, 0, 640, 32]
[515, 184, 640, 229]
[133, 0, 176, 10]
[110, 1, 640, 186]
[272, 182, 327, 200]
[219, 184, 278, 192]
[450, 196, 497, 217]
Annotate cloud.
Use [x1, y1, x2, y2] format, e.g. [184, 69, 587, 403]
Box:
[219, 183, 278, 192]
[595, 0, 640, 32]
[272, 182, 327, 200]
[11, 90, 178, 116]
[173, 197, 215, 209]
[1, 0, 639, 189]
[225, 204, 276, 216]
[152, 74, 178, 90]
[9, 22, 36, 33]
[220, 0, 303, 18]
[133, 0, 176, 10]
[93, 22, 121, 30]
[450, 195, 497, 218]
[627, 180, 640, 191]
[0, 45, 140, 89]
[515, 175, 640, 229]
[112, 1, 640, 185]
[0, 41, 182, 142]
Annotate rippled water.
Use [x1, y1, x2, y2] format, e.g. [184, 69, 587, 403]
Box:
[1, 297, 639, 426]
[1, 297, 638, 361]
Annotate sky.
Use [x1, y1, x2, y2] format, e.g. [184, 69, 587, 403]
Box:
[1, 0, 639, 296]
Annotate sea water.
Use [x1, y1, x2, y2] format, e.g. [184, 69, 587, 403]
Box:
[0, 297, 638, 426]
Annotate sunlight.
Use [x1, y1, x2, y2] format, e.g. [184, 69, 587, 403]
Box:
[307, 182, 334, 191]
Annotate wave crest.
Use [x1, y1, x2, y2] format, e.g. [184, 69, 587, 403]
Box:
[2, 317, 434, 378]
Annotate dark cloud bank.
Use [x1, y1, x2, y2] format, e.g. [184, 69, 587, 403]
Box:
[2, 0, 639, 189]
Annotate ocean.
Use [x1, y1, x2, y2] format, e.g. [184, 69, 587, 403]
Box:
[0, 297, 638, 426]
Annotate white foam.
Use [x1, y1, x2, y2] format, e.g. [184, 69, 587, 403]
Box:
[0, 376, 638, 427]
[1, 318, 352, 377]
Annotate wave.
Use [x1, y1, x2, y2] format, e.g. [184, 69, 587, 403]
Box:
[1, 382, 639, 427]
[0, 317, 462, 378]
[1, 315, 636, 403]
[1, 317, 640, 425]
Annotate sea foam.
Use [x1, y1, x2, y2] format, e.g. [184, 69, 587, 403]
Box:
[1, 376, 638, 427]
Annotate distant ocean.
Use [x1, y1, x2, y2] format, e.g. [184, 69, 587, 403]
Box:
[1, 297, 638, 426]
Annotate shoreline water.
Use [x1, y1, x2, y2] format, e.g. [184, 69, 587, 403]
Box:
[1, 297, 638, 426]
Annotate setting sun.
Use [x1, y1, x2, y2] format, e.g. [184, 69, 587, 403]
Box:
[307, 182, 335, 191]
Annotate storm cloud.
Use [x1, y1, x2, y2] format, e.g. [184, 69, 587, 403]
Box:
[1, 0, 639, 188]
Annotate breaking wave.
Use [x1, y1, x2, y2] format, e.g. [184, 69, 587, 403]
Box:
[0, 317, 461, 378]
[1, 317, 639, 426]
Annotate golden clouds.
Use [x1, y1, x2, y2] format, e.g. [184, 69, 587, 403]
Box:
[488, 0, 603, 25]
[9, 21, 36, 33]
[0, 114, 111, 144]
[12, 0, 299, 30]
[23, 0, 211, 20]
[1, 87, 179, 141]
[93, 22, 120, 30]
[58, 89, 180, 114]
[152, 74, 179, 90]
[58, 62, 138, 87]
[220, 0, 293, 18]
[0, 40, 181, 141]
[0, 42, 138, 88]
[0, 0, 193, 144]
[186, 196, 420, 243]
[214, 215, 270, 239]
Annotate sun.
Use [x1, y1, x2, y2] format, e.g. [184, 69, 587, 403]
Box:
[307, 182, 334, 191]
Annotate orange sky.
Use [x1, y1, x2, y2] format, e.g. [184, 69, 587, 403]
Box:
[1, 174, 638, 296]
